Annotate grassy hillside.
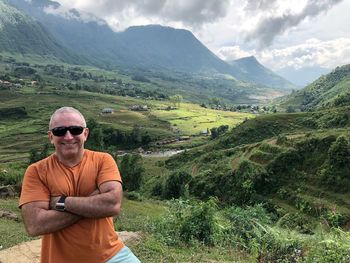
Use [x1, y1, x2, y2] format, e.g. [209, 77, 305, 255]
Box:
[0, 56, 254, 164]
[275, 63, 350, 111]
[1, 45, 350, 262]
[164, 107, 350, 231]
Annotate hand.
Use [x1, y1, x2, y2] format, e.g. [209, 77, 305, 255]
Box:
[49, 196, 60, 210]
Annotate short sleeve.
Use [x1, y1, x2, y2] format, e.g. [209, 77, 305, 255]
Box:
[97, 153, 122, 187]
[19, 164, 50, 208]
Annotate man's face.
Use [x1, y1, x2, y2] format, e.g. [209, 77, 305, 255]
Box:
[48, 112, 89, 160]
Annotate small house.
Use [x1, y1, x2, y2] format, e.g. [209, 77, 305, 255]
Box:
[101, 108, 114, 114]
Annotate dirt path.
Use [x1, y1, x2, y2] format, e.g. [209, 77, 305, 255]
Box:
[0, 231, 141, 263]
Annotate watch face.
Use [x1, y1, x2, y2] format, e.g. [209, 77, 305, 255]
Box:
[56, 195, 67, 212]
[56, 203, 65, 211]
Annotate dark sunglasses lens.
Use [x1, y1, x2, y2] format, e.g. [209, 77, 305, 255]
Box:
[51, 127, 68, 136]
[51, 126, 84, 136]
[69, 126, 84, 135]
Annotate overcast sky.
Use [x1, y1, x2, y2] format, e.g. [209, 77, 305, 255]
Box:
[53, 0, 350, 72]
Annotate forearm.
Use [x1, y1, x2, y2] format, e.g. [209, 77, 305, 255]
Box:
[65, 191, 121, 218]
[22, 204, 81, 237]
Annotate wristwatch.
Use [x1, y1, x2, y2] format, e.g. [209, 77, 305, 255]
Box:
[55, 195, 67, 212]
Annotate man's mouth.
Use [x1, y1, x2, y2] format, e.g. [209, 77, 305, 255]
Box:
[61, 142, 77, 145]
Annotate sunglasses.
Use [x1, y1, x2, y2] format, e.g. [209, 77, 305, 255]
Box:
[50, 126, 85, 137]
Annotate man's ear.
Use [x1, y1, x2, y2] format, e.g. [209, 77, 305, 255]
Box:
[48, 131, 54, 144]
[84, 128, 89, 141]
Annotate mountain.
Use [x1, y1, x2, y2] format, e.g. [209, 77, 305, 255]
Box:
[6, 0, 294, 92]
[276, 66, 331, 87]
[274, 63, 350, 111]
[229, 56, 295, 90]
[0, 1, 87, 64]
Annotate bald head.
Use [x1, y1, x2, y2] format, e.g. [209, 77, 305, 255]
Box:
[49, 107, 86, 129]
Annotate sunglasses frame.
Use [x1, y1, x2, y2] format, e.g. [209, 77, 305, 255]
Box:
[50, 126, 85, 137]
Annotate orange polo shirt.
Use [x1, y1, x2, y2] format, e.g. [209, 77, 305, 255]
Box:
[19, 150, 124, 263]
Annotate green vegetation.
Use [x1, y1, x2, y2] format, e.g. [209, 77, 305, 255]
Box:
[1, 43, 350, 261]
[275, 63, 350, 112]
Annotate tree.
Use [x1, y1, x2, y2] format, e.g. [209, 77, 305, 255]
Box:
[119, 154, 144, 191]
[286, 106, 295, 113]
[170, 94, 183, 108]
[130, 125, 142, 145]
[85, 118, 104, 150]
[328, 136, 350, 169]
[162, 171, 192, 199]
[210, 125, 229, 139]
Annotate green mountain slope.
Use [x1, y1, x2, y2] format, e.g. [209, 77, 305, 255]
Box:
[0, 1, 87, 64]
[275, 63, 350, 111]
[229, 56, 295, 90]
[7, 0, 294, 92]
[165, 107, 350, 228]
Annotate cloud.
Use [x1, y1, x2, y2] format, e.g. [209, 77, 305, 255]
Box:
[245, 0, 344, 48]
[244, 0, 279, 13]
[55, 0, 230, 31]
[217, 46, 256, 61]
[217, 38, 350, 70]
[46, 0, 350, 72]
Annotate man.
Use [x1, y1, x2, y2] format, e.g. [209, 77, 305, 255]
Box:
[19, 107, 140, 263]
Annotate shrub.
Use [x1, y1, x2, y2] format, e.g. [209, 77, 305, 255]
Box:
[222, 205, 304, 262]
[223, 160, 268, 205]
[179, 198, 218, 245]
[320, 209, 348, 228]
[150, 199, 218, 246]
[162, 170, 191, 199]
[320, 135, 350, 188]
[305, 228, 350, 262]
[124, 191, 143, 201]
[119, 154, 144, 191]
[222, 204, 272, 247]
[276, 212, 315, 234]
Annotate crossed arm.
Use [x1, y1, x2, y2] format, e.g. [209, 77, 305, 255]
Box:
[21, 181, 122, 237]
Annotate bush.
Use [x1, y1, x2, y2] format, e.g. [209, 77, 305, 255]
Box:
[222, 205, 304, 262]
[320, 135, 350, 188]
[276, 212, 315, 234]
[222, 160, 268, 205]
[321, 209, 348, 228]
[0, 163, 26, 186]
[305, 229, 350, 262]
[162, 170, 191, 199]
[150, 199, 218, 246]
[124, 191, 143, 201]
[119, 154, 144, 191]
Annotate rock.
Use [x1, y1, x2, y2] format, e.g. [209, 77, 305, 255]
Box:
[0, 185, 16, 198]
[0, 210, 19, 222]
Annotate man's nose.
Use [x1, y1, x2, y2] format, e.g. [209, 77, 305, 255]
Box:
[64, 130, 74, 139]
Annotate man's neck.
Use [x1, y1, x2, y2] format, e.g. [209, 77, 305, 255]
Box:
[55, 151, 85, 167]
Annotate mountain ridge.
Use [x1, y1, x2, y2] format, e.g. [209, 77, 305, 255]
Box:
[274, 63, 350, 111]
[4, 0, 295, 92]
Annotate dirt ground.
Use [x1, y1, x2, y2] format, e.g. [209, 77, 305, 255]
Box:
[0, 231, 141, 263]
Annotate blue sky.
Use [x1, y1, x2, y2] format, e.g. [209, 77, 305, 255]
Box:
[52, 0, 350, 73]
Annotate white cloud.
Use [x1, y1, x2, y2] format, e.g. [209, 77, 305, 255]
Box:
[217, 37, 350, 70]
[52, 0, 350, 71]
[55, 0, 231, 31]
[245, 0, 343, 49]
[217, 46, 256, 61]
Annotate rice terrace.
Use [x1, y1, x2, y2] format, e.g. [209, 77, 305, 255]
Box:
[1, 0, 350, 262]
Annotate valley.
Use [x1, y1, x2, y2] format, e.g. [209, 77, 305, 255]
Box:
[0, 1, 349, 262]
